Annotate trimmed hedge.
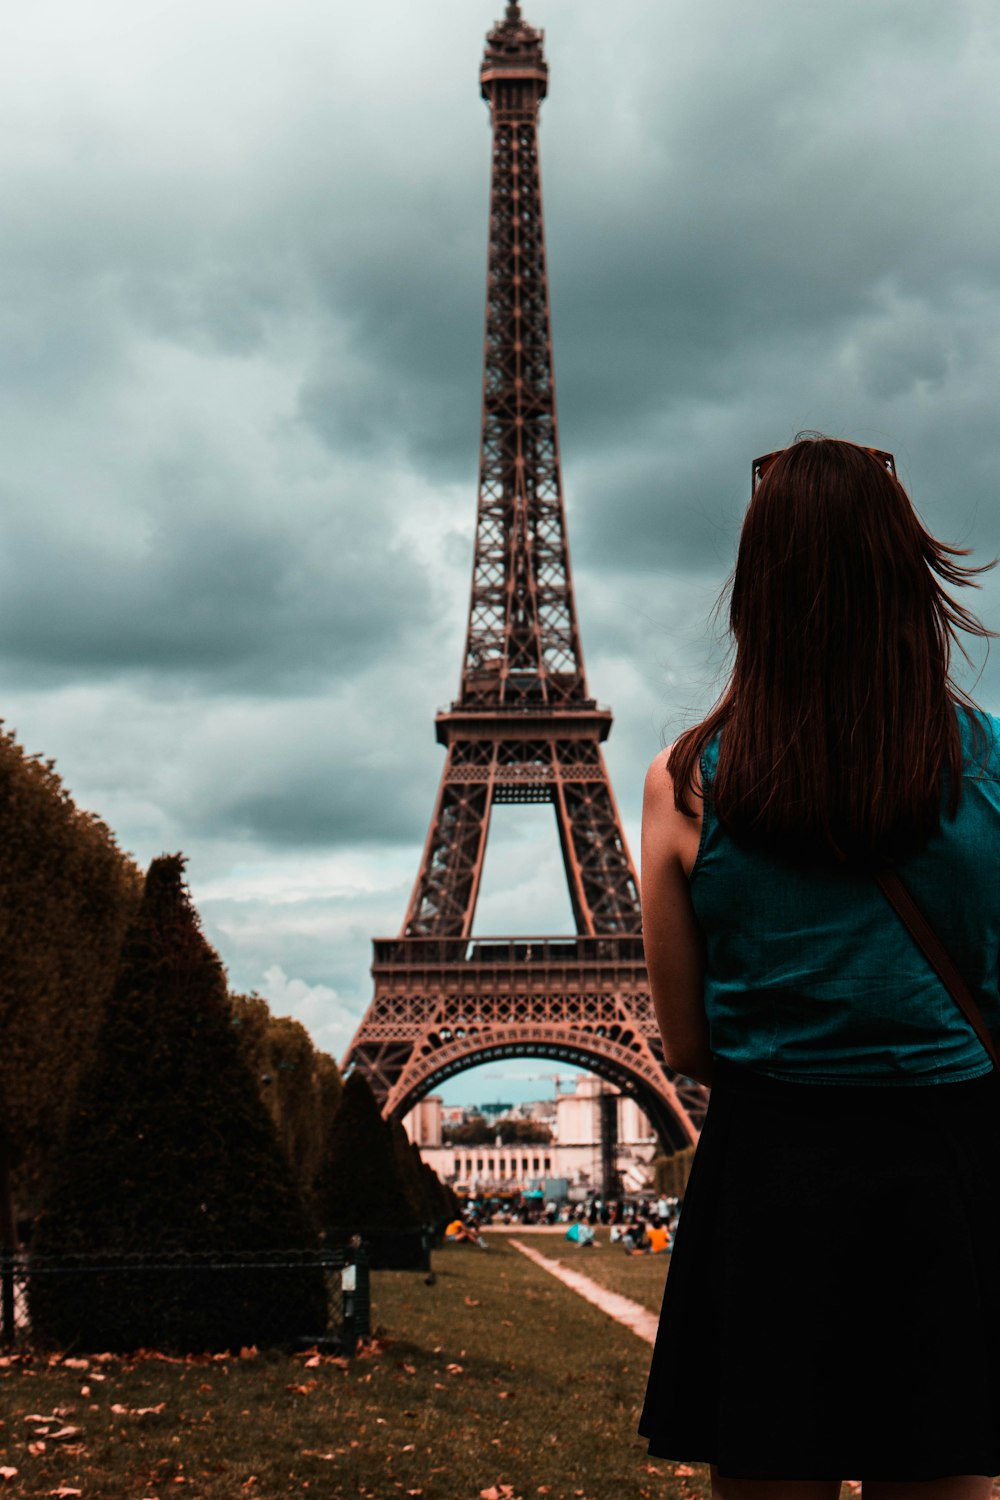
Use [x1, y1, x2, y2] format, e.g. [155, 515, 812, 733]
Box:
[0, 728, 141, 1228]
[30, 856, 327, 1352]
[316, 1072, 421, 1233]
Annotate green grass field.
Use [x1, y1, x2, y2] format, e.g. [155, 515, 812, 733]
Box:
[1, 1237, 993, 1499]
[0, 1237, 704, 1500]
[505, 1226, 671, 1315]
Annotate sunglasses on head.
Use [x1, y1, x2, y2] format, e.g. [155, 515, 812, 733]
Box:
[752, 446, 896, 491]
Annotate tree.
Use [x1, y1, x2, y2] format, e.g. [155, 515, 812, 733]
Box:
[315, 1072, 421, 1232]
[0, 728, 141, 1239]
[388, 1116, 429, 1226]
[442, 1115, 552, 1146]
[652, 1145, 697, 1198]
[230, 995, 343, 1216]
[30, 856, 327, 1352]
[417, 1154, 453, 1233]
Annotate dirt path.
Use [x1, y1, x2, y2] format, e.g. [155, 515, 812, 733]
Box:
[509, 1236, 659, 1345]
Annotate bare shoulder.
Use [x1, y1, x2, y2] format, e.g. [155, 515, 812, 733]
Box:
[642, 743, 703, 877]
[644, 746, 675, 804]
[643, 743, 703, 805]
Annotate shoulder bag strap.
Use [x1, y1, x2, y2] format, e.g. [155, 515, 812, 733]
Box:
[876, 869, 999, 1072]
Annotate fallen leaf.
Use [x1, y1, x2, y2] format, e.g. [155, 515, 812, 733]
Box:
[446, 1363, 464, 1375]
[464, 1296, 481, 1306]
[304, 1355, 321, 1369]
[48, 1489, 82, 1498]
[28, 1443, 46, 1457]
[355, 1335, 385, 1357]
[0, 1471, 16, 1484]
[673, 1467, 695, 1478]
[401, 1443, 415, 1452]
[285, 1382, 319, 1395]
[62, 1358, 89, 1371]
[239, 1346, 258, 1360]
[48, 1427, 82, 1442]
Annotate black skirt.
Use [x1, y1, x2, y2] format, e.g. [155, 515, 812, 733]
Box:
[638, 1058, 1000, 1482]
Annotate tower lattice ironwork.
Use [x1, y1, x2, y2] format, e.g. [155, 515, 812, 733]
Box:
[342, 2, 707, 1149]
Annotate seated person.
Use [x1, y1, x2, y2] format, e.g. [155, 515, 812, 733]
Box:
[624, 1220, 651, 1254]
[445, 1217, 484, 1246]
[646, 1223, 670, 1255]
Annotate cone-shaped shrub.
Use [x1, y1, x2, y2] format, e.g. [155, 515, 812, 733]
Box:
[30, 856, 327, 1352]
[419, 1157, 452, 1232]
[389, 1116, 428, 1226]
[315, 1072, 420, 1232]
[0, 726, 141, 1231]
[230, 992, 342, 1215]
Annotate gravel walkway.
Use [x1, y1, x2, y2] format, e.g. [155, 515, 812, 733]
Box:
[509, 1236, 659, 1345]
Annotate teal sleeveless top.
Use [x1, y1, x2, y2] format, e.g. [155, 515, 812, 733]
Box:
[691, 707, 1000, 1084]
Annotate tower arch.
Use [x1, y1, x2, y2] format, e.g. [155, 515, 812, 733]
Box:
[389, 1035, 702, 1152]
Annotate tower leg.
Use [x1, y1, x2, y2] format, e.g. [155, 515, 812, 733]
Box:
[404, 751, 496, 938]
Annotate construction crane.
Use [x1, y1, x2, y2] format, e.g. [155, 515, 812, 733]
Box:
[479, 1070, 569, 1097]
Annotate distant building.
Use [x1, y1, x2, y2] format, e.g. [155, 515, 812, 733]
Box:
[403, 1076, 657, 1195]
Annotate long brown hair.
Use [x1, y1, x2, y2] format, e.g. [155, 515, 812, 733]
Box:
[669, 437, 995, 865]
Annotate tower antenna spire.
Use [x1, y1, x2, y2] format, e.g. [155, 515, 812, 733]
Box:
[505, 1, 522, 19]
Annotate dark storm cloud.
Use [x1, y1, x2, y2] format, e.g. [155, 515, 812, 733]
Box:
[0, 475, 430, 688]
[5, 0, 1000, 1042]
[196, 741, 436, 849]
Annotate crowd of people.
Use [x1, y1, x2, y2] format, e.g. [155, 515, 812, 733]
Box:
[442, 1190, 683, 1255]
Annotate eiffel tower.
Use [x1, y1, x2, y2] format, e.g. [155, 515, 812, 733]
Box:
[342, 2, 707, 1149]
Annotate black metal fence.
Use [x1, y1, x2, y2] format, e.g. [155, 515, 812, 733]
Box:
[0, 1244, 372, 1353]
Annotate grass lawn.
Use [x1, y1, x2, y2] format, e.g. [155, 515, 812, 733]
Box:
[508, 1228, 671, 1316]
[2, 1239, 990, 1500]
[0, 1238, 706, 1500]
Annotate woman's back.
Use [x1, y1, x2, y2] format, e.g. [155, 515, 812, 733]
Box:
[694, 706, 1000, 1083]
[639, 438, 1000, 1495]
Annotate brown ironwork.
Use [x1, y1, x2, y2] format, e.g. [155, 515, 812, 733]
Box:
[341, 6, 707, 1150]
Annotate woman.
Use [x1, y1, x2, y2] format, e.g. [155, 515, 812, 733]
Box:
[637, 437, 1000, 1499]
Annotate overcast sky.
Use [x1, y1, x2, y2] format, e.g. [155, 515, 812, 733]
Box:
[7, 0, 1000, 1104]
